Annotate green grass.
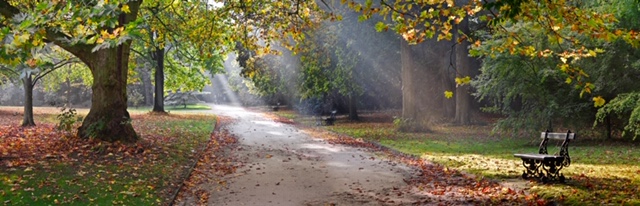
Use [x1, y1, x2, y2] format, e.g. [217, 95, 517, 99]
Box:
[128, 104, 212, 113]
[333, 124, 640, 205]
[274, 110, 298, 120]
[277, 110, 640, 205]
[0, 110, 216, 205]
[1, 163, 159, 205]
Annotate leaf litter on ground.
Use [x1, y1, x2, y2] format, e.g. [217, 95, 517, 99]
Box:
[0, 107, 216, 205]
[263, 109, 542, 205]
[172, 116, 239, 205]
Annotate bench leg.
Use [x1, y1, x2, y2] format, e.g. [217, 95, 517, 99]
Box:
[521, 159, 543, 179]
[541, 160, 565, 183]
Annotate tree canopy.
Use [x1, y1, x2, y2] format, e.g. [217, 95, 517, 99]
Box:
[0, 0, 331, 142]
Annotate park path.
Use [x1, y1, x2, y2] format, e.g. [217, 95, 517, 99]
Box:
[190, 104, 424, 205]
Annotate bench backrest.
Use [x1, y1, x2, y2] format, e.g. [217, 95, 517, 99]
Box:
[540, 132, 576, 140]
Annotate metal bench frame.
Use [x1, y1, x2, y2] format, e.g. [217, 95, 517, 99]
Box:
[514, 130, 575, 183]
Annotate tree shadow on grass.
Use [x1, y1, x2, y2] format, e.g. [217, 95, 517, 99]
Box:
[532, 173, 640, 205]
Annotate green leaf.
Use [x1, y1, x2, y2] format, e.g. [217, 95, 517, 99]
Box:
[358, 15, 367, 22]
[19, 19, 34, 30]
[365, 0, 372, 8]
[374, 22, 386, 32]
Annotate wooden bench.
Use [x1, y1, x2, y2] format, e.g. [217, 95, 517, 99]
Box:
[271, 103, 280, 111]
[324, 110, 337, 126]
[314, 110, 337, 126]
[514, 130, 575, 183]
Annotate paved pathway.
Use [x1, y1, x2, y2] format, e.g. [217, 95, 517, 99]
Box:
[204, 105, 422, 205]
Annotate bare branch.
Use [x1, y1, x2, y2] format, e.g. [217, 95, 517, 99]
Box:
[32, 59, 81, 86]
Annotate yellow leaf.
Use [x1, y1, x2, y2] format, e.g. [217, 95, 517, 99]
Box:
[101, 30, 109, 38]
[96, 38, 104, 44]
[121, 5, 130, 13]
[560, 57, 568, 63]
[13, 33, 30, 47]
[32, 38, 42, 47]
[446, 0, 454, 6]
[444, 91, 453, 99]
[454, 76, 471, 86]
[593, 96, 605, 107]
[565, 77, 572, 84]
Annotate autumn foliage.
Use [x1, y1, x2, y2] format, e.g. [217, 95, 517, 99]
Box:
[0, 108, 218, 205]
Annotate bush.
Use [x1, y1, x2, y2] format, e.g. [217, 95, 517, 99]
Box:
[57, 108, 82, 133]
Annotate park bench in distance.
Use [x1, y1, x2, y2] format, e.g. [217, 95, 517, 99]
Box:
[514, 130, 575, 183]
[324, 110, 337, 126]
[316, 110, 337, 126]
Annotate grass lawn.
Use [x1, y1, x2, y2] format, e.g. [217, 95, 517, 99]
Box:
[0, 106, 216, 205]
[274, 109, 640, 205]
[128, 104, 212, 113]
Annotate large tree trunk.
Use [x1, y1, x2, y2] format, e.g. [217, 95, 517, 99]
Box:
[454, 17, 473, 125]
[152, 47, 165, 112]
[400, 38, 451, 132]
[22, 75, 35, 127]
[76, 43, 138, 142]
[57, 2, 140, 142]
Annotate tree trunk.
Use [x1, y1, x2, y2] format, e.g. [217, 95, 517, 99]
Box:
[140, 67, 153, 106]
[400, 38, 451, 132]
[348, 93, 359, 121]
[65, 74, 71, 107]
[74, 42, 137, 142]
[41, 1, 142, 142]
[22, 75, 35, 127]
[152, 47, 165, 112]
[76, 45, 137, 142]
[442, 44, 456, 119]
[454, 17, 473, 125]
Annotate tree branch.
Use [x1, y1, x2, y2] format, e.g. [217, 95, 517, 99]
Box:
[32, 59, 80, 86]
[0, 0, 93, 57]
[380, 0, 416, 18]
[0, 0, 20, 19]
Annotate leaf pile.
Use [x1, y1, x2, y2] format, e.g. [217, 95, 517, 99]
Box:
[0, 109, 215, 205]
[173, 117, 239, 205]
[0, 125, 66, 167]
[324, 133, 537, 205]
